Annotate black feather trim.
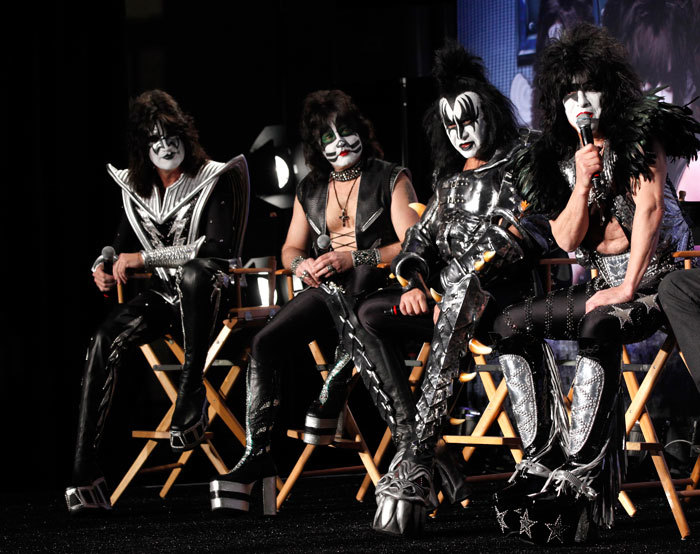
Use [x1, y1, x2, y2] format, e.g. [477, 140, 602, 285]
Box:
[514, 94, 700, 218]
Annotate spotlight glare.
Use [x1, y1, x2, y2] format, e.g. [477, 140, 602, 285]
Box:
[275, 155, 290, 188]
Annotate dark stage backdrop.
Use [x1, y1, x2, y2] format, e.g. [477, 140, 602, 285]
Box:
[1, 0, 456, 492]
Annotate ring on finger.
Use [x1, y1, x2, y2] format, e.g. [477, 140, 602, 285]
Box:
[301, 270, 310, 279]
[326, 264, 334, 273]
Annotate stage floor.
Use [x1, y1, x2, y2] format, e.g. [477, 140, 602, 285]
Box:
[3, 474, 699, 553]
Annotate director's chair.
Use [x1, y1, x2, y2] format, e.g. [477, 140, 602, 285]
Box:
[109, 157, 287, 503]
[276, 343, 382, 509]
[110, 259, 281, 505]
[537, 255, 694, 539]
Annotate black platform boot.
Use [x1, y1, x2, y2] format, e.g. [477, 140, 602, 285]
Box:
[521, 341, 623, 545]
[373, 275, 490, 537]
[493, 338, 567, 536]
[210, 357, 279, 515]
[303, 348, 353, 445]
[170, 261, 227, 451]
[66, 330, 125, 514]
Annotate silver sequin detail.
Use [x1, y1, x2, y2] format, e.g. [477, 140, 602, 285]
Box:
[499, 354, 537, 449]
[568, 356, 605, 456]
[351, 248, 380, 267]
[141, 236, 205, 271]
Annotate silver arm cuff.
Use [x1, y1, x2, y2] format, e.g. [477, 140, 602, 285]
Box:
[290, 255, 305, 275]
[351, 248, 380, 267]
[90, 254, 110, 273]
[141, 236, 205, 271]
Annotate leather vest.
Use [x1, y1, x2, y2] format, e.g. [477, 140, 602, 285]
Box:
[296, 158, 406, 256]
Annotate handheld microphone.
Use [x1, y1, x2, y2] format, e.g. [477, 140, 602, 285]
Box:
[575, 113, 602, 192]
[102, 246, 116, 275]
[316, 234, 332, 254]
[100, 246, 116, 299]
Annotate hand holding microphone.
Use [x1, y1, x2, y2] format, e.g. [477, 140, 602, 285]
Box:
[93, 246, 117, 294]
[312, 234, 353, 279]
[575, 113, 603, 197]
[102, 245, 116, 275]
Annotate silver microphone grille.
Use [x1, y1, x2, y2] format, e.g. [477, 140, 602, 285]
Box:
[575, 113, 592, 128]
[316, 234, 331, 250]
[101, 245, 116, 260]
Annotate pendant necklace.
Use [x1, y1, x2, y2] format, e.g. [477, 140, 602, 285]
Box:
[332, 175, 359, 227]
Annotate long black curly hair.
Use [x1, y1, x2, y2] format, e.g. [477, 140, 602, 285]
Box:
[513, 23, 700, 217]
[424, 40, 519, 180]
[127, 90, 209, 198]
[299, 90, 383, 184]
[535, 23, 643, 157]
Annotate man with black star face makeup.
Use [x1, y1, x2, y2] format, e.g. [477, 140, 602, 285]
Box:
[208, 89, 421, 515]
[64, 90, 250, 513]
[328, 42, 553, 537]
[490, 24, 700, 544]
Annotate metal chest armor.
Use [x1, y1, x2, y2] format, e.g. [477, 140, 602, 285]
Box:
[106, 159, 231, 299]
[433, 149, 517, 262]
[558, 148, 692, 288]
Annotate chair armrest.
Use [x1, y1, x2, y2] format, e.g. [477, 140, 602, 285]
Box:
[672, 250, 700, 269]
[539, 257, 577, 266]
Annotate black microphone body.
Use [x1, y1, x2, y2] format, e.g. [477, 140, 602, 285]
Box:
[575, 114, 602, 191]
[102, 245, 116, 275]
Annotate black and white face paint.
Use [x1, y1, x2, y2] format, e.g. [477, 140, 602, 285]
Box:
[320, 120, 363, 171]
[440, 92, 484, 159]
[563, 90, 602, 132]
[148, 121, 185, 171]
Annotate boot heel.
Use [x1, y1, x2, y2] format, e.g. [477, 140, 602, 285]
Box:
[262, 476, 277, 516]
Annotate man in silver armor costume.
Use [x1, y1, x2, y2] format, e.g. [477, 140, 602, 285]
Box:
[208, 90, 420, 516]
[65, 90, 249, 513]
[491, 24, 700, 544]
[322, 43, 551, 536]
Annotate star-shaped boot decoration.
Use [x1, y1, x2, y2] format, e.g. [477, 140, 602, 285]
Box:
[495, 507, 509, 533]
[519, 508, 537, 539]
[545, 514, 567, 544]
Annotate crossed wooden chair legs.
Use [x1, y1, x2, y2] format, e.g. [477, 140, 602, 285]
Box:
[276, 341, 382, 510]
[110, 336, 246, 505]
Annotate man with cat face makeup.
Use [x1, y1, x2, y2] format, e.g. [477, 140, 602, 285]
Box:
[491, 24, 699, 544]
[208, 89, 420, 515]
[326, 42, 552, 537]
[65, 90, 250, 513]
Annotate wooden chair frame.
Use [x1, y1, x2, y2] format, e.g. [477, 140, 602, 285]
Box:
[537, 255, 695, 539]
[354, 342, 431, 502]
[276, 340, 381, 509]
[111, 261, 280, 505]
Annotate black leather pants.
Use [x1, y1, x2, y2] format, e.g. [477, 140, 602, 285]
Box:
[72, 258, 231, 484]
[72, 288, 177, 483]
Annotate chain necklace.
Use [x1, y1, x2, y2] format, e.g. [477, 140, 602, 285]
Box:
[332, 175, 359, 227]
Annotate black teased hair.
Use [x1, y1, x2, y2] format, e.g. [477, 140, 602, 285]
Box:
[534, 23, 643, 156]
[299, 90, 383, 184]
[425, 40, 519, 179]
[127, 90, 209, 198]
